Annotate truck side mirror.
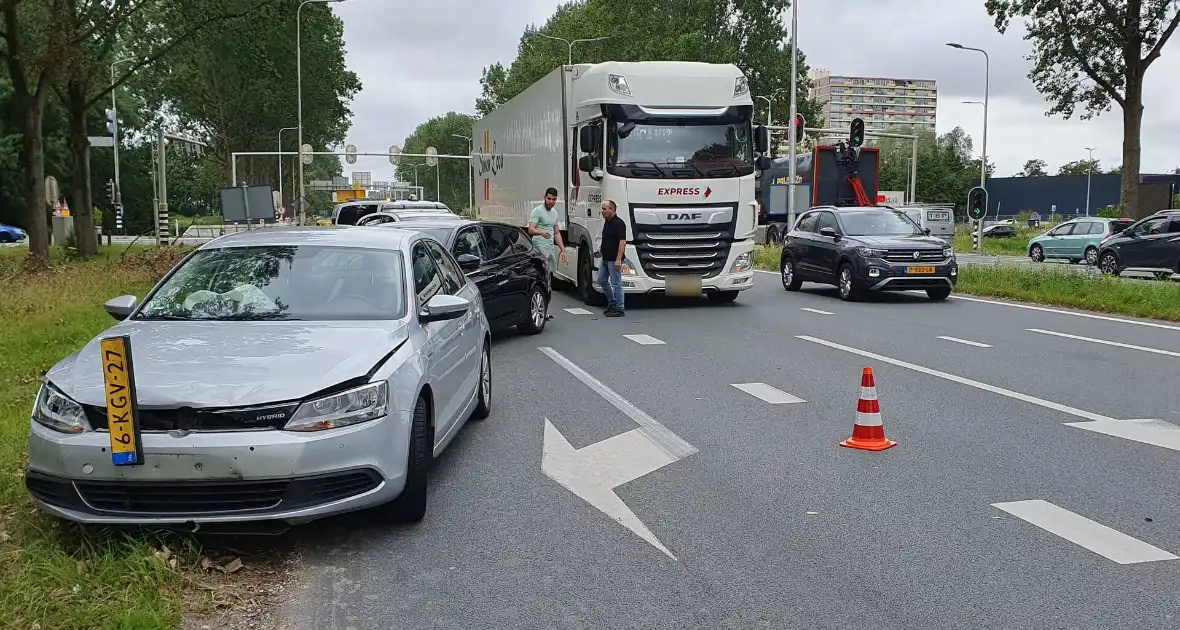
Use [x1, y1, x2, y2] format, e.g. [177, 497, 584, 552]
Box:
[755, 155, 771, 171]
[754, 125, 769, 153]
[578, 154, 595, 173]
[579, 126, 594, 153]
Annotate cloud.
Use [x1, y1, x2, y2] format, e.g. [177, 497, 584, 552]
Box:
[335, 0, 1180, 181]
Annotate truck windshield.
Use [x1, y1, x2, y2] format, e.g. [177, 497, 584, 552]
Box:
[608, 121, 753, 178]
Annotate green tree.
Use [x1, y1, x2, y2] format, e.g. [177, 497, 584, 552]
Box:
[876, 126, 992, 216]
[396, 112, 477, 211]
[1017, 158, 1048, 177]
[1057, 159, 1100, 176]
[475, 0, 820, 126]
[1106, 164, 1123, 175]
[985, 0, 1180, 217]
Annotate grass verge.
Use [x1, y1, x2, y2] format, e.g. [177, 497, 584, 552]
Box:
[951, 223, 1044, 256]
[753, 244, 1180, 322]
[0, 246, 285, 630]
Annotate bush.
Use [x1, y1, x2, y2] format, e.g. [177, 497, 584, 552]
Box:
[1096, 204, 1123, 218]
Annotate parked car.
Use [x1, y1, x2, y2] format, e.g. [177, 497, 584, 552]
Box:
[1028, 217, 1135, 265]
[356, 209, 463, 226]
[332, 200, 453, 225]
[978, 224, 1018, 239]
[0, 223, 27, 243]
[1096, 210, 1180, 278]
[379, 217, 551, 334]
[25, 227, 491, 528]
[779, 206, 957, 301]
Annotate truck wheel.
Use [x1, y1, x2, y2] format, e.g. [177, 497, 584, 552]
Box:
[577, 247, 605, 306]
[707, 291, 739, 303]
[766, 225, 780, 244]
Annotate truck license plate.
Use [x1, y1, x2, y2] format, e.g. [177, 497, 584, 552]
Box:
[928, 212, 951, 221]
[906, 266, 935, 274]
[665, 275, 702, 296]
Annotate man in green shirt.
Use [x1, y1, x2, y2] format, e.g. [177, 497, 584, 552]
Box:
[528, 187, 568, 270]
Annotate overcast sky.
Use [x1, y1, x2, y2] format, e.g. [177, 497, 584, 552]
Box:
[333, 0, 1180, 180]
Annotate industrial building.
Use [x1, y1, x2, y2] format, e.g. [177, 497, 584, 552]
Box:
[808, 70, 937, 142]
[978, 173, 1179, 220]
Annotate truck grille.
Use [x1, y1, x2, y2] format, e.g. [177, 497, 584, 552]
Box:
[883, 249, 945, 263]
[629, 204, 738, 280]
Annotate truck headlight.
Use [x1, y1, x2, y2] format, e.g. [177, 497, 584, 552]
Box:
[285, 382, 388, 432]
[731, 252, 752, 272]
[856, 247, 887, 258]
[33, 382, 92, 434]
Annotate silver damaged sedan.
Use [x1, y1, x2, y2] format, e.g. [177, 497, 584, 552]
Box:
[25, 227, 492, 527]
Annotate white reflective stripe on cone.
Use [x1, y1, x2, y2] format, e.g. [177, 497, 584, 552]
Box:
[859, 386, 878, 400]
[856, 411, 883, 427]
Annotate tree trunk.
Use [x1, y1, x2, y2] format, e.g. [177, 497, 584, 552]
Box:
[67, 81, 99, 257]
[1119, 81, 1144, 218]
[21, 90, 52, 264]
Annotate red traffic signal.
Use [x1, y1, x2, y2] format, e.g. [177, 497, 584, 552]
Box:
[793, 113, 805, 143]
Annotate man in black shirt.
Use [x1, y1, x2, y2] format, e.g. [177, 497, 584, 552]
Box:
[596, 199, 627, 316]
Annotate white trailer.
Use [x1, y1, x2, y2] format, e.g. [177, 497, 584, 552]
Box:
[473, 61, 769, 304]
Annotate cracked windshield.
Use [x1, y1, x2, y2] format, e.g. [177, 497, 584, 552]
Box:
[2, 0, 1180, 628]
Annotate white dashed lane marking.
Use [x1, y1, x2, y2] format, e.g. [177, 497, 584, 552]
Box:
[1027, 328, 1180, 358]
[799, 307, 833, 315]
[564, 308, 593, 315]
[623, 334, 666, 345]
[992, 500, 1179, 565]
[731, 383, 806, 404]
[937, 335, 992, 348]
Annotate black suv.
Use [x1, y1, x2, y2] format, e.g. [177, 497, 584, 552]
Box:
[1096, 210, 1180, 279]
[779, 206, 958, 301]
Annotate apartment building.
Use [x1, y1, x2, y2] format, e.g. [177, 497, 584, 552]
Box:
[809, 70, 937, 142]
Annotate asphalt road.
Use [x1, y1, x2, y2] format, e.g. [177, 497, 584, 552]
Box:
[272, 272, 1180, 630]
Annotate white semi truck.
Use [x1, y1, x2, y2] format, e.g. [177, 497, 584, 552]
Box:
[472, 61, 771, 304]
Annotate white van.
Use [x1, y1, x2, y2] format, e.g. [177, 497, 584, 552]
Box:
[899, 205, 956, 245]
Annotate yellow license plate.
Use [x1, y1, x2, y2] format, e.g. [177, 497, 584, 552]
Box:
[906, 266, 936, 274]
[101, 336, 144, 466]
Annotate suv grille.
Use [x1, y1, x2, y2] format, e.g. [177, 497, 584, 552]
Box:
[81, 402, 299, 433]
[883, 249, 945, 262]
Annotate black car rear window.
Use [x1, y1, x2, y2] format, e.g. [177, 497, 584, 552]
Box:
[336, 204, 380, 225]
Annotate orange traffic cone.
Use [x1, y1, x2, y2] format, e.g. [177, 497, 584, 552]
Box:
[840, 367, 896, 451]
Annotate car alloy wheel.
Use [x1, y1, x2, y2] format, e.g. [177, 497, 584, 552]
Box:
[781, 260, 794, 288]
[1084, 247, 1098, 265]
[839, 267, 852, 298]
[1100, 253, 1118, 275]
[1030, 244, 1044, 262]
[530, 290, 546, 329]
[480, 349, 491, 403]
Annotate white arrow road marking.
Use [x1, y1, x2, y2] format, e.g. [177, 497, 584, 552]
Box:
[543, 421, 678, 559]
[796, 335, 1180, 452]
[539, 347, 697, 559]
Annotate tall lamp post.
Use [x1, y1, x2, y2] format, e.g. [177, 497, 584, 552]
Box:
[786, 0, 800, 229]
[527, 33, 611, 66]
[109, 56, 136, 216]
[948, 42, 989, 250]
[297, 0, 346, 226]
[1084, 146, 1096, 216]
[756, 90, 787, 127]
[452, 133, 473, 211]
[278, 126, 297, 214]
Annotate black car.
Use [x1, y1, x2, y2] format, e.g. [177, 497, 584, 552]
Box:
[1096, 210, 1180, 278]
[779, 206, 958, 301]
[378, 218, 552, 333]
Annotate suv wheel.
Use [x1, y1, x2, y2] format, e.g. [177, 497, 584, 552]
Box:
[837, 263, 863, 301]
[781, 256, 802, 291]
[1099, 251, 1120, 275]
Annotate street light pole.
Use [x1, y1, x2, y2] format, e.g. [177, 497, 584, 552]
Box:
[948, 42, 989, 251]
[109, 57, 135, 213]
[528, 33, 611, 66]
[278, 126, 297, 213]
[297, 0, 345, 226]
[1084, 146, 1096, 216]
[787, 0, 799, 229]
[453, 133, 473, 211]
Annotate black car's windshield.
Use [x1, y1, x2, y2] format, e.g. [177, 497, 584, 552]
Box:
[840, 210, 924, 237]
[609, 122, 753, 169]
[136, 245, 407, 321]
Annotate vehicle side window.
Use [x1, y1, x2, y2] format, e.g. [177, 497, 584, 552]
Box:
[507, 226, 533, 253]
[1051, 223, 1075, 236]
[815, 212, 839, 233]
[425, 240, 466, 295]
[1167, 218, 1180, 233]
[1079, 222, 1100, 235]
[411, 243, 442, 305]
[454, 227, 488, 261]
[481, 225, 512, 259]
[796, 212, 817, 232]
[1131, 217, 1167, 235]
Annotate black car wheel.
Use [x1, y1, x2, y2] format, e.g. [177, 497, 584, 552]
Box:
[1099, 251, 1120, 275]
[837, 263, 863, 301]
[781, 256, 802, 291]
[517, 285, 547, 335]
[1029, 244, 1044, 262]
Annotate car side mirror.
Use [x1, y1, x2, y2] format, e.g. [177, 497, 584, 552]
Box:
[578, 154, 595, 173]
[456, 253, 481, 273]
[819, 227, 839, 239]
[755, 155, 771, 171]
[419, 294, 470, 324]
[104, 295, 138, 320]
[924, 227, 931, 235]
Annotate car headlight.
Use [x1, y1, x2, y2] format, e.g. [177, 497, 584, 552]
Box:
[731, 252, 752, 273]
[856, 247, 887, 258]
[284, 382, 388, 432]
[33, 382, 92, 434]
[942, 246, 953, 258]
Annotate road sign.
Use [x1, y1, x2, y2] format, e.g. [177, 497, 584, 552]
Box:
[345, 144, 357, 164]
[301, 143, 313, 166]
[967, 186, 987, 220]
[425, 146, 438, 167]
[87, 135, 115, 147]
[389, 145, 401, 166]
[44, 176, 58, 206]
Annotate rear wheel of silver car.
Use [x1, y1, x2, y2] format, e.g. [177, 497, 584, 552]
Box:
[471, 343, 491, 420]
[1029, 244, 1044, 262]
[837, 263, 862, 301]
[382, 394, 431, 522]
[517, 285, 547, 335]
[1084, 247, 1098, 265]
[781, 257, 802, 291]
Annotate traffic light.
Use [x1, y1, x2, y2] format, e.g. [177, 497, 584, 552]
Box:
[967, 186, 987, 220]
[105, 108, 117, 135]
[794, 113, 806, 143]
[106, 179, 115, 204]
[849, 118, 864, 147]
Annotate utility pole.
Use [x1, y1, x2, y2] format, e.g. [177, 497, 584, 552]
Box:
[1084, 147, 1096, 216]
[786, 0, 799, 229]
[453, 133, 473, 211]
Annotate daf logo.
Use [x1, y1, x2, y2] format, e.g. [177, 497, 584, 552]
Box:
[912, 251, 921, 260]
[668, 213, 702, 221]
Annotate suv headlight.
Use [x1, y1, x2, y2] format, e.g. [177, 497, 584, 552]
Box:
[33, 382, 91, 434]
[731, 252, 752, 273]
[856, 247, 887, 258]
[284, 382, 388, 432]
[942, 246, 954, 258]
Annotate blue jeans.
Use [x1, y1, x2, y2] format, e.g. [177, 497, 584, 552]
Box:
[597, 260, 624, 310]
